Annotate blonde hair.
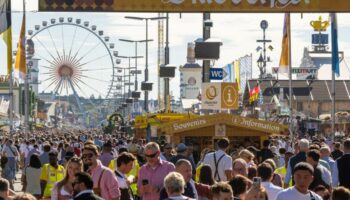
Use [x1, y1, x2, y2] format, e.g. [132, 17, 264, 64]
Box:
[239, 149, 254, 161]
[145, 142, 160, 152]
[164, 172, 186, 194]
[56, 157, 83, 191]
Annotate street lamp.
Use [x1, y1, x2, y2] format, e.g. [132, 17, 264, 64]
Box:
[257, 53, 265, 79]
[256, 20, 272, 79]
[125, 15, 167, 112]
[119, 38, 151, 91]
[116, 55, 143, 98]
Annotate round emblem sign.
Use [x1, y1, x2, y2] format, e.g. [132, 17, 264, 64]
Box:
[188, 77, 196, 86]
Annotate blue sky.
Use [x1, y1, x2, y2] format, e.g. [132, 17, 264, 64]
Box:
[2, 1, 350, 100]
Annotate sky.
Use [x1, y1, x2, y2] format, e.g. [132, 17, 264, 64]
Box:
[2, 1, 350, 101]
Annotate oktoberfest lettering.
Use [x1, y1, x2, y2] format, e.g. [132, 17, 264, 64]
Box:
[173, 119, 207, 131]
[163, 0, 311, 8]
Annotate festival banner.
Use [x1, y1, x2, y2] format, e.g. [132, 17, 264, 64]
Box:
[39, 0, 350, 12]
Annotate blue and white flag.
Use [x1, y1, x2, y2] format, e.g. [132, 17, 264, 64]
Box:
[330, 13, 340, 77]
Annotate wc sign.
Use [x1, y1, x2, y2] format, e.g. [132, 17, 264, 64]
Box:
[210, 68, 224, 80]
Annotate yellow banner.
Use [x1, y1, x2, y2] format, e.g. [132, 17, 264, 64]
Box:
[39, 0, 350, 12]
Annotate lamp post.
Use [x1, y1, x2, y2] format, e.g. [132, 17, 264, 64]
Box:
[257, 55, 264, 114]
[257, 53, 265, 79]
[119, 39, 150, 92]
[116, 55, 142, 116]
[125, 16, 167, 112]
[256, 20, 272, 79]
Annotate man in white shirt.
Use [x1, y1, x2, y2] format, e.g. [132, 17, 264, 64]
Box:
[276, 162, 322, 200]
[257, 162, 282, 200]
[203, 138, 232, 182]
[115, 152, 136, 200]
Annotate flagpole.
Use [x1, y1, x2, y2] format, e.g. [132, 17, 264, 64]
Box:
[332, 64, 335, 141]
[23, 0, 29, 134]
[9, 66, 14, 133]
[8, 3, 14, 134]
[288, 13, 293, 138]
[331, 12, 338, 141]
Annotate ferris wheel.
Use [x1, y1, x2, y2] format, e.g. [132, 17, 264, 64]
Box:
[27, 17, 119, 113]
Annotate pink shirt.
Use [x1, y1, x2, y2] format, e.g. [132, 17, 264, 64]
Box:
[90, 160, 120, 200]
[137, 160, 175, 200]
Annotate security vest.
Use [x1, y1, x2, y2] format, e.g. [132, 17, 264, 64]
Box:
[41, 164, 65, 198]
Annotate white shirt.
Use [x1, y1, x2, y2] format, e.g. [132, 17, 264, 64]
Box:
[167, 195, 192, 200]
[277, 155, 285, 168]
[203, 149, 232, 182]
[115, 169, 128, 189]
[74, 189, 94, 198]
[276, 187, 322, 200]
[24, 145, 33, 158]
[261, 182, 283, 200]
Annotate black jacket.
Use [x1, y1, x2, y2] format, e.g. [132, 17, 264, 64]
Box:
[337, 154, 350, 189]
[74, 191, 104, 200]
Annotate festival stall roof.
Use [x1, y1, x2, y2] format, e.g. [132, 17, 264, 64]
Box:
[159, 113, 289, 137]
[243, 80, 350, 105]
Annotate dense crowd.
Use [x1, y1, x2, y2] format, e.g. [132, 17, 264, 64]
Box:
[0, 129, 349, 200]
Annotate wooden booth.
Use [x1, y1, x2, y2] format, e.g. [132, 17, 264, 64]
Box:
[158, 113, 289, 150]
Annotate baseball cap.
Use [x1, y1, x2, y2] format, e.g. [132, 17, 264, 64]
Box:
[176, 143, 187, 153]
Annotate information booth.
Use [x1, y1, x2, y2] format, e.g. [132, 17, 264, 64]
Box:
[158, 113, 289, 152]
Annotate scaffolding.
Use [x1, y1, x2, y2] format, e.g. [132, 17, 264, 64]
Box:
[158, 13, 165, 111]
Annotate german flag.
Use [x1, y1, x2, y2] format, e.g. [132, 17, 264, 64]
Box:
[0, 0, 12, 75]
[249, 85, 260, 104]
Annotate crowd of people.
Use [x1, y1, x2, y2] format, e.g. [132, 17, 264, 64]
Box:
[0, 129, 349, 200]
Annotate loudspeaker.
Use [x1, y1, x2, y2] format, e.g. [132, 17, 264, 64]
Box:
[141, 82, 153, 91]
[132, 91, 141, 99]
[195, 42, 221, 60]
[160, 67, 176, 78]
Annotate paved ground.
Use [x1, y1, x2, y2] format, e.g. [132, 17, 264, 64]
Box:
[14, 171, 23, 193]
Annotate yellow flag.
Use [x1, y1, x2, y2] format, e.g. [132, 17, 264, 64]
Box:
[15, 14, 26, 79]
[279, 13, 290, 73]
[234, 60, 240, 91]
[0, 0, 12, 75]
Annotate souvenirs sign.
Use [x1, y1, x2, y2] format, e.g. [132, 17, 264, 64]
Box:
[160, 113, 288, 136]
[39, 0, 350, 12]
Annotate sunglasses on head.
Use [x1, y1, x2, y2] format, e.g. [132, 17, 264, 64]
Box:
[82, 153, 94, 159]
[145, 152, 158, 158]
[70, 157, 82, 162]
